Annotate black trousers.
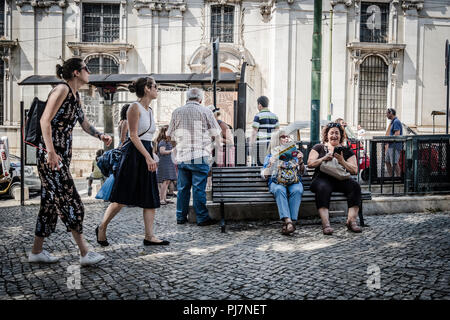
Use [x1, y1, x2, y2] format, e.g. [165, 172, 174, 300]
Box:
[310, 174, 361, 209]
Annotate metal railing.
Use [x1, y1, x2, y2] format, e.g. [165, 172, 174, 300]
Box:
[369, 135, 450, 195]
[212, 135, 450, 197]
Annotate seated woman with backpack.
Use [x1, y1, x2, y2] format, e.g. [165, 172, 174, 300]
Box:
[261, 130, 304, 235]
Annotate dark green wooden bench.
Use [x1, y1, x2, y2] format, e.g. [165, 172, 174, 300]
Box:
[212, 166, 371, 233]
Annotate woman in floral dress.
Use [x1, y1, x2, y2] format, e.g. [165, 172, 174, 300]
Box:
[28, 58, 112, 266]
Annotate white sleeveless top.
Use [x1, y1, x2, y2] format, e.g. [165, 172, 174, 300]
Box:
[134, 101, 156, 141]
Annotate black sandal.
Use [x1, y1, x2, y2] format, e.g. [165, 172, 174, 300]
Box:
[95, 226, 109, 247]
[281, 221, 295, 235]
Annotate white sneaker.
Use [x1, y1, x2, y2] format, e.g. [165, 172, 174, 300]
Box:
[28, 250, 59, 263]
[80, 251, 105, 267]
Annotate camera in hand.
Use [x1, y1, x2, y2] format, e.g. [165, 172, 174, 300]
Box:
[333, 146, 345, 155]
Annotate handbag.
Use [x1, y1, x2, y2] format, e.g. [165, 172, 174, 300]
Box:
[95, 174, 115, 201]
[97, 106, 153, 176]
[320, 157, 351, 180]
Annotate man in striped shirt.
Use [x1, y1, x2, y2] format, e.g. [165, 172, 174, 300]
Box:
[250, 96, 279, 165]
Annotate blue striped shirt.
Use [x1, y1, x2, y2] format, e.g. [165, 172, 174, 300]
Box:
[252, 108, 279, 142]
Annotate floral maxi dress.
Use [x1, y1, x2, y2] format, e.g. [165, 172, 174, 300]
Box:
[35, 86, 86, 237]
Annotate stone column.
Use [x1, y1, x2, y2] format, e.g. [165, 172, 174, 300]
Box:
[330, 1, 352, 124]
[401, 0, 423, 125]
[271, 1, 290, 125]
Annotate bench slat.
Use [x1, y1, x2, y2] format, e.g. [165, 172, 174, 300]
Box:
[213, 187, 270, 192]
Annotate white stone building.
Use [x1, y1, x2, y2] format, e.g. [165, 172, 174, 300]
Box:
[0, 0, 449, 172]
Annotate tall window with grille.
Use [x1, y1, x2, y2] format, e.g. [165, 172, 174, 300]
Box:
[86, 56, 119, 74]
[358, 56, 388, 131]
[83, 56, 119, 125]
[360, 2, 389, 43]
[211, 5, 234, 43]
[82, 3, 120, 43]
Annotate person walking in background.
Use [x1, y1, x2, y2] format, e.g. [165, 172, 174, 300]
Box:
[250, 96, 279, 166]
[28, 58, 112, 267]
[155, 125, 177, 205]
[385, 108, 403, 177]
[167, 88, 221, 226]
[208, 105, 234, 167]
[87, 149, 105, 196]
[96, 77, 169, 247]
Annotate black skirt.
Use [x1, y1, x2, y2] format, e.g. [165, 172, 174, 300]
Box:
[109, 140, 160, 209]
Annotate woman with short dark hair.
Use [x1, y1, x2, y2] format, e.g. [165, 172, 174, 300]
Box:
[28, 58, 112, 266]
[307, 122, 362, 235]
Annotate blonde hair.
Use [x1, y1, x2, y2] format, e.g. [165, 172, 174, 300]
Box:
[267, 130, 291, 155]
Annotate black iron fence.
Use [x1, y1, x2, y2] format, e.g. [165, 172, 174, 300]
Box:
[369, 135, 450, 195]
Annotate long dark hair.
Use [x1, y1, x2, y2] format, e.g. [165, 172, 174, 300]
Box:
[156, 126, 169, 144]
[56, 58, 84, 81]
[120, 104, 130, 121]
[128, 77, 156, 98]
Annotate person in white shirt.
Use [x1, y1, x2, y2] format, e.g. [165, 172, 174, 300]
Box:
[357, 124, 366, 140]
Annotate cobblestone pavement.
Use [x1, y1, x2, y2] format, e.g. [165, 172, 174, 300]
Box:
[0, 201, 449, 300]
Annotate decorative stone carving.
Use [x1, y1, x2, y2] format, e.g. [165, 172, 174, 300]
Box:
[347, 42, 406, 85]
[67, 42, 134, 64]
[16, 0, 68, 8]
[188, 43, 255, 74]
[260, 0, 275, 22]
[205, 0, 242, 4]
[401, 0, 424, 11]
[133, 1, 187, 14]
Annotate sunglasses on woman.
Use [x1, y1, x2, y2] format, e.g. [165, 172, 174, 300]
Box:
[280, 135, 289, 139]
[79, 66, 91, 74]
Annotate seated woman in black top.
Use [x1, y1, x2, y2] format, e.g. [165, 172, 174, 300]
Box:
[307, 122, 362, 235]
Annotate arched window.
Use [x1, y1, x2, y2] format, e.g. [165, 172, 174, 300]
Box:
[86, 55, 119, 74]
[82, 55, 119, 126]
[211, 5, 234, 43]
[358, 55, 388, 130]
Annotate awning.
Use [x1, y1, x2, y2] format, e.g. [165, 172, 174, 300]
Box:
[18, 73, 240, 91]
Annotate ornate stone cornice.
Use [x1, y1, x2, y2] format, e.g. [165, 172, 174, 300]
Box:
[15, 0, 68, 8]
[401, 0, 424, 11]
[260, 0, 275, 22]
[0, 39, 19, 48]
[330, 0, 354, 7]
[205, 0, 241, 3]
[133, 1, 186, 13]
